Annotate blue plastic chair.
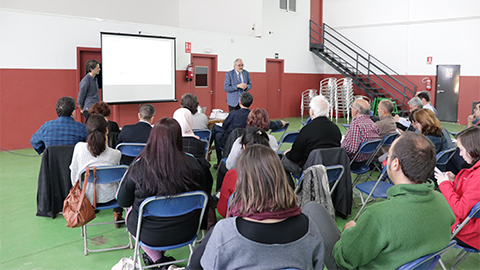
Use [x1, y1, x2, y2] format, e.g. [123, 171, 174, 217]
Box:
[355, 166, 393, 220]
[370, 132, 400, 173]
[116, 143, 146, 158]
[350, 139, 382, 185]
[441, 201, 480, 270]
[341, 124, 350, 130]
[270, 122, 290, 138]
[277, 131, 300, 154]
[193, 129, 212, 157]
[435, 148, 456, 172]
[301, 117, 312, 127]
[133, 191, 208, 269]
[397, 240, 456, 270]
[295, 165, 344, 195]
[78, 165, 132, 255]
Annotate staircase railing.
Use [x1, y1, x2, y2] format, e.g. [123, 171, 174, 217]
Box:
[309, 20, 416, 110]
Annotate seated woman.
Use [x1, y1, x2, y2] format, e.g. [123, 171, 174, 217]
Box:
[173, 107, 213, 195]
[89, 101, 121, 148]
[226, 108, 279, 170]
[116, 117, 205, 267]
[217, 127, 270, 218]
[412, 109, 454, 153]
[435, 126, 480, 251]
[196, 145, 332, 270]
[181, 93, 209, 130]
[69, 114, 123, 226]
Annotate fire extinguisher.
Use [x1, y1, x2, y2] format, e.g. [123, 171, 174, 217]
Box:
[186, 63, 194, 81]
[422, 77, 432, 91]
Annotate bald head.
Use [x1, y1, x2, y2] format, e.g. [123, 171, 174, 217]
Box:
[353, 99, 371, 117]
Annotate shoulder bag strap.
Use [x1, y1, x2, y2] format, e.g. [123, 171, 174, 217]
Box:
[77, 167, 91, 213]
[92, 166, 97, 208]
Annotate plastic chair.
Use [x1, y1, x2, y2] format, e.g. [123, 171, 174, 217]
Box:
[116, 143, 146, 158]
[295, 165, 344, 195]
[301, 117, 312, 127]
[436, 148, 456, 171]
[277, 131, 300, 154]
[441, 201, 480, 270]
[370, 133, 400, 173]
[341, 124, 350, 130]
[350, 139, 382, 186]
[355, 166, 393, 220]
[270, 122, 290, 138]
[133, 191, 208, 269]
[78, 165, 132, 255]
[397, 240, 456, 270]
[193, 129, 212, 157]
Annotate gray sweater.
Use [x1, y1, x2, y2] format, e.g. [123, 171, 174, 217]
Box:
[200, 217, 325, 270]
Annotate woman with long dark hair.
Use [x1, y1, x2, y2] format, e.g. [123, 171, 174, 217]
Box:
[69, 114, 123, 225]
[89, 101, 120, 147]
[435, 126, 480, 251]
[116, 117, 205, 267]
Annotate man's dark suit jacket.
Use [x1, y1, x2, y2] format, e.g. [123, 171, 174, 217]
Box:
[215, 108, 250, 146]
[116, 121, 152, 164]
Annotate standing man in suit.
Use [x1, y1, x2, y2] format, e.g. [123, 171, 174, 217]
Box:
[116, 104, 155, 164]
[78, 59, 101, 121]
[224, 58, 252, 112]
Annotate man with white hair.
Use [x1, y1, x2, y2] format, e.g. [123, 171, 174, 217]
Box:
[394, 97, 423, 131]
[282, 95, 342, 177]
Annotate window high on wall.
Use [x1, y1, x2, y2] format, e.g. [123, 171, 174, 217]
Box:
[280, 0, 296, 12]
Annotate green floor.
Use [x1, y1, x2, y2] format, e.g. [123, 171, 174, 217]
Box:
[0, 117, 478, 269]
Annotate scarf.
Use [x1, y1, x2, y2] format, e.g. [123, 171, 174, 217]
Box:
[227, 201, 302, 221]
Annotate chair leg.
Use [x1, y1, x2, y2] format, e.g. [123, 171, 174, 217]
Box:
[450, 250, 470, 270]
[438, 259, 447, 270]
[83, 225, 88, 256]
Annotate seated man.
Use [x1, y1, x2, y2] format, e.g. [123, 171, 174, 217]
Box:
[31, 96, 87, 154]
[333, 132, 455, 269]
[467, 101, 480, 127]
[375, 99, 397, 155]
[394, 97, 423, 131]
[211, 92, 253, 168]
[282, 95, 341, 177]
[417, 91, 437, 115]
[341, 99, 379, 169]
[116, 104, 155, 164]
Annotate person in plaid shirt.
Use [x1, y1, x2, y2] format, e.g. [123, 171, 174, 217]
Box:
[341, 99, 379, 169]
[31, 96, 87, 154]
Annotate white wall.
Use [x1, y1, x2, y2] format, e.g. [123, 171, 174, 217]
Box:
[323, 0, 480, 76]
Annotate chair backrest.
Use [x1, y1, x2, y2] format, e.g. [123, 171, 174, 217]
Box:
[301, 117, 312, 126]
[193, 129, 211, 142]
[325, 165, 344, 193]
[79, 165, 129, 184]
[436, 148, 456, 166]
[451, 201, 480, 238]
[278, 131, 300, 149]
[381, 132, 400, 147]
[270, 122, 290, 133]
[350, 139, 382, 165]
[200, 139, 209, 154]
[116, 143, 146, 158]
[397, 240, 456, 270]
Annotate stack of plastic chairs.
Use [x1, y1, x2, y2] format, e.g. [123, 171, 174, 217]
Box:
[301, 89, 317, 121]
[336, 78, 354, 123]
[320, 77, 337, 120]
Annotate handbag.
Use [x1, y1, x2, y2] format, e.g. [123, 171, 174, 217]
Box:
[63, 166, 97, 228]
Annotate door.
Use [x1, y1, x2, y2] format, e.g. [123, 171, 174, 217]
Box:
[191, 54, 217, 115]
[77, 48, 102, 123]
[266, 59, 284, 119]
[435, 65, 460, 122]
[310, 0, 323, 26]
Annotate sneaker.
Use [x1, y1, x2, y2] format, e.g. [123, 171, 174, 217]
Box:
[156, 255, 176, 270]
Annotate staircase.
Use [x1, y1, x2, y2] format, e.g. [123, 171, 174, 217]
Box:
[309, 20, 416, 114]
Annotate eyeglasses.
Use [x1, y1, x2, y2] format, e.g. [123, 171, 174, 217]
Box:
[236, 64, 244, 66]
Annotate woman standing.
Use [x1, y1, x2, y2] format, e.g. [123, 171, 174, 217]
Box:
[435, 126, 480, 250]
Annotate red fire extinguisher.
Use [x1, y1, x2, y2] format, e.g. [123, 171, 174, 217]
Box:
[186, 63, 194, 81]
[422, 77, 432, 91]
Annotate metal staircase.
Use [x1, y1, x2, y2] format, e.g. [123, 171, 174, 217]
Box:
[309, 20, 416, 114]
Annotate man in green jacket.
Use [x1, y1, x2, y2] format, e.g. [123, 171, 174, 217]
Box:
[333, 132, 455, 270]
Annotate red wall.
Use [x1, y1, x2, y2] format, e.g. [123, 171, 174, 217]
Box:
[1, 67, 478, 151]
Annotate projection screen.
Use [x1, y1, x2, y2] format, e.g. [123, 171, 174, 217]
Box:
[101, 32, 176, 104]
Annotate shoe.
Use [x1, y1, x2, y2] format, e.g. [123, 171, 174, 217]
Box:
[213, 164, 219, 170]
[156, 255, 176, 270]
[114, 211, 125, 229]
[142, 252, 155, 266]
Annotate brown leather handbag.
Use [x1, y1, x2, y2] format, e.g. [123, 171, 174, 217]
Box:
[63, 166, 97, 228]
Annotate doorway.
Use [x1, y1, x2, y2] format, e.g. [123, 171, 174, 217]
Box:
[266, 59, 284, 119]
[76, 47, 103, 123]
[191, 54, 217, 115]
[435, 65, 460, 122]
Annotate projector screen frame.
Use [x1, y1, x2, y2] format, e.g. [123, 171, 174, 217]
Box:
[100, 32, 177, 105]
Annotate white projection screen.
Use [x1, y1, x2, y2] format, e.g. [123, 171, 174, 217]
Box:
[101, 32, 176, 104]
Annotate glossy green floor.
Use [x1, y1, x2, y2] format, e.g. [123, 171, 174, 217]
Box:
[0, 117, 478, 269]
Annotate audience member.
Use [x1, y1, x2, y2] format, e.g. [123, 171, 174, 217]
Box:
[226, 108, 279, 170]
[181, 93, 209, 130]
[89, 101, 120, 147]
[333, 132, 455, 269]
[31, 96, 87, 154]
[375, 99, 397, 155]
[116, 104, 155, 164]
[194, 145, 329, 270]
[116, 118, 205, 268]
[69, 114, 123, 226]
[224, 58, 252, 112]
[412, 109, 454, 153]
[78, 59, 101, 121]
[218, 127, 270, 217]
[435, 126, 480, 250]
[394, 96, 423, 131]
[417, 91, 437, 115]
[211, 92, 253, 168]
[467, 102, 480, 127]
[173, 108, 213, 194]
[283, 95, 342, 177]
[341, 99, 380, 170]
